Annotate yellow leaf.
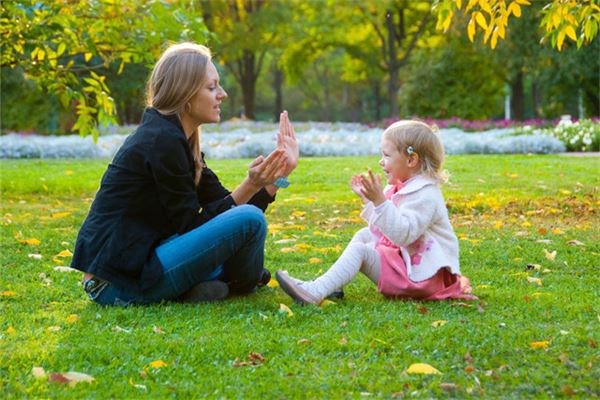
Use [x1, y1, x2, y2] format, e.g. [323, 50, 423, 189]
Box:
[479, 0, 492, 14]
[148, 360, 168, 369]
[51, 212, 71, 219]
[530, 341, 549, 349]
[564, 25, 577, 41]
[474, 12, 488, 30]
[543, 249, 557, 261]
[512, 3, 522, 17]
[32, 367, 47, 379]
[557, 30, 566, 50]
[0, 290, 17, 297]
[291, 211, 306, 218]
[406, 363, 442, 375]
[129, 377, 147, 390]
[559, 189, 572, 195]
[431, 320, 447, 327]
[455, 0, 462, 10]
[64, 169, 74, 175]
[47, 326, 61, 332]
[467, 18, 476, 42]
[308, 257, 322, 264]
[320, 299, 336, 308]
[56, 249, 73, 258]
[466, 0, 479, 12]
[551, 229, 565, 235]
[280, 247, 296, 253]
[279, 303, 294, 317]
[6, 326, 16, 334]
[19, 238, 41, 246]
[491, 30, 498, 49]
[266, 278, 279, 288]
[527, 276, 542, 286]
[66, 314, 79, 323]
[84, 52, 92, 62]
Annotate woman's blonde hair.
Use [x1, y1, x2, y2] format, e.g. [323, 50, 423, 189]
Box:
[383, 120, 448, 184]
[146, 42, 212, 186]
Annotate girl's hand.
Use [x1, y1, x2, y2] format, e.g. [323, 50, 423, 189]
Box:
[248, 149, 287, 188]
[350, 175, 368, 204]
[277, 110, 298, 176]
[360, 168, 386, 206]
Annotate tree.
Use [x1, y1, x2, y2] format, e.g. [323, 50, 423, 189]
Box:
[201, 0, 288, 120]
[433, 0, 600, 51]
[1, 0, 209, 139]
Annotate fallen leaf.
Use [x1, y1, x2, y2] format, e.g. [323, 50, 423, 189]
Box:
[464, 365, 476, 373]
[51, 212, 71, 219]
[53, 266, 77, 272]
[339, 337, 348, 345]
[406, 363, 441, 375]
[129, 377, 147, 390]
[527, 277, 543, 286]
[538, 227, 547, 235]
[6, 326, 16, 334]
[28, 253, 42, 260]
[543, 249, 557, 261]
[297, 338, 311, 345]
[567, 240, 584, 246]
[308, 257, 322, 264]
[589, 338, 597, 348]
[561, 385, 576, 396]
[47, 326, 61, 332]
[266, 278, 279, 288]
[152, 326, 165, 334]
[32, 367, 47, 379]
[0, 290, 17, 297]
[280, 247, 296, 253]
[274, 239, 296, 244]
[232, 352, 265, 367]
[66, 314, 79, 323]
[64, 170, 74, 175]
[450, 302, 472, 308]
[530, 341, 550, 349]
[431, 320, 447, 328]
[148, 360, 167, 369]
[464, 352, 474, 363]
[55, 250, 73, 258]
[320, 299, 336, 308]
[19, 238, 41, 246]
[416, 305, 429, 314]
[112, 326, 131, 333]
[440, 383, 458, 391]
[49, 371, 94, 387]
[535, 239, 552, 244]
[279, 303, 294, 317]
[551, 229, 565, 235]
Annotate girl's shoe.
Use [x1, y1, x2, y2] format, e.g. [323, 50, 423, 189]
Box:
[275, 270, 322, 305]
[327, 290, 344, 300]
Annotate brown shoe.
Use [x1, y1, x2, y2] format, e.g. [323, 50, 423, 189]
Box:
[275, 270, 321, 305]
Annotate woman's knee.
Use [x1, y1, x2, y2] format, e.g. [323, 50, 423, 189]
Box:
[235, 204, 267, 235]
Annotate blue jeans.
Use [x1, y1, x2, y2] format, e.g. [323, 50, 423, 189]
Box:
[85, 205, 267, 306]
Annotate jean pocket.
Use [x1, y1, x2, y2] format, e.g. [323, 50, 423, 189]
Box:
[83, 278, 110, 301]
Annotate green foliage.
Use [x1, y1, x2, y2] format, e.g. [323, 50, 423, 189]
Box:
[433, 0, 600, 50]
[399, 34, 505, 119]
[0, 0, 209, 140]
[1, 156, 599, 397]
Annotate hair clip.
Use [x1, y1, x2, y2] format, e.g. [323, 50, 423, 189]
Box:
[406, 146, 414, 155]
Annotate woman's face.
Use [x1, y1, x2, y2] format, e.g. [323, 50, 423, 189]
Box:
[186, 61, 228, 125]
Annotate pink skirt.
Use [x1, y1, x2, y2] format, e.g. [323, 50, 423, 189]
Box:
[376, 240, 477, 301]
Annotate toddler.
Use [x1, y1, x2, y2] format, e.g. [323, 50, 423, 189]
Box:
[276, 120, 476, 305]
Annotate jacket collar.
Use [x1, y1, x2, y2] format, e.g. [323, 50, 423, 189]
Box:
[385, 175, 436, 197]
[143, 107, 185, 133]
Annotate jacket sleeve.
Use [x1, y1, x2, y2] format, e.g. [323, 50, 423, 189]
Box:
[367, 188, 439, 248]
[247, 188, 276, 212]
[148, 136, 203, 234]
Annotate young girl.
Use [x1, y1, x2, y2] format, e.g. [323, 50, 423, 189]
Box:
[276, 120, 476, 305]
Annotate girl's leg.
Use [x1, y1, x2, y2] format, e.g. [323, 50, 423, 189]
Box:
[89, 205, 267, 306]
[297, 241, 381, 301]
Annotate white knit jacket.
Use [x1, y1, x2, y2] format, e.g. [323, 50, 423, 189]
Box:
[360, 175, 460, 282]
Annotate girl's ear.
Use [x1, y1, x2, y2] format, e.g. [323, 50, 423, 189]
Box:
[407, 152, 420, 168]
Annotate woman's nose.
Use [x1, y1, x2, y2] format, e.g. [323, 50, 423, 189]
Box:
[219, 88, 228, 100]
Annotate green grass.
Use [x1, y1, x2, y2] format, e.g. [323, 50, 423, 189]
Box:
[1, 155, 599, 398]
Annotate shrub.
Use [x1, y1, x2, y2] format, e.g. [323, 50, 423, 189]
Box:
[528, 119, 600, 152]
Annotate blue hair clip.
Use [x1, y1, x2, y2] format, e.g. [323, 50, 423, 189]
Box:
[406, 146, 414, 155]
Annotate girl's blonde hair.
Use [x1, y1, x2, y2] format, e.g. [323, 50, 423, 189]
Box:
[383, 120, 448, 184]
[146, 42, 211, 186]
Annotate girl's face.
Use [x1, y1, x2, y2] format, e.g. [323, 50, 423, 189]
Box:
[186, 61, 228, 125]
[378, 137, 418, 184]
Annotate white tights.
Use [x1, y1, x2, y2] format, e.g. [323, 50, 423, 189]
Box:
[301, 228, 381, 300]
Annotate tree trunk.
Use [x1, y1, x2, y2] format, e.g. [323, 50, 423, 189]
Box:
[531, 79, 540, 118]
[272, 67, 283, 122]
[510, 72, 525, 120]
[239, 50, 257, 120]
[386, 10, 399, 117]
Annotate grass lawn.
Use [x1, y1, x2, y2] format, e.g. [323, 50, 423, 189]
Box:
[1, 155, 598, 398]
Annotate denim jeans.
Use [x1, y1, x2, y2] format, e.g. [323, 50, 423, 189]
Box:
[85, 204, 267, 306]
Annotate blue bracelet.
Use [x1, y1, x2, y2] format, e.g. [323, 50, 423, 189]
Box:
[274, 177, 290, 188]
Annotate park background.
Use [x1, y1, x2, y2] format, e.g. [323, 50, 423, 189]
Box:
[1, 0, 599, 398]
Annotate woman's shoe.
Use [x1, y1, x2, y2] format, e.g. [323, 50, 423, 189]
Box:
[258, 268, 271, 287]
[179, 280, 229, 303]
[275, 270, 321, 305]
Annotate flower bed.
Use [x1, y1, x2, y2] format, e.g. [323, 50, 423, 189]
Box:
[0, 122, 569, 159]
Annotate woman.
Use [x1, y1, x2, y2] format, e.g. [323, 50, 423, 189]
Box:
[71, 42, 298, 306]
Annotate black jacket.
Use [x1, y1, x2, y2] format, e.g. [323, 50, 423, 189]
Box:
[71, 108, 275, 293]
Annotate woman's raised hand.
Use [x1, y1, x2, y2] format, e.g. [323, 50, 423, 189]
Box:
[247, 148, 288, 188]
[277, 110, 298, 176]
